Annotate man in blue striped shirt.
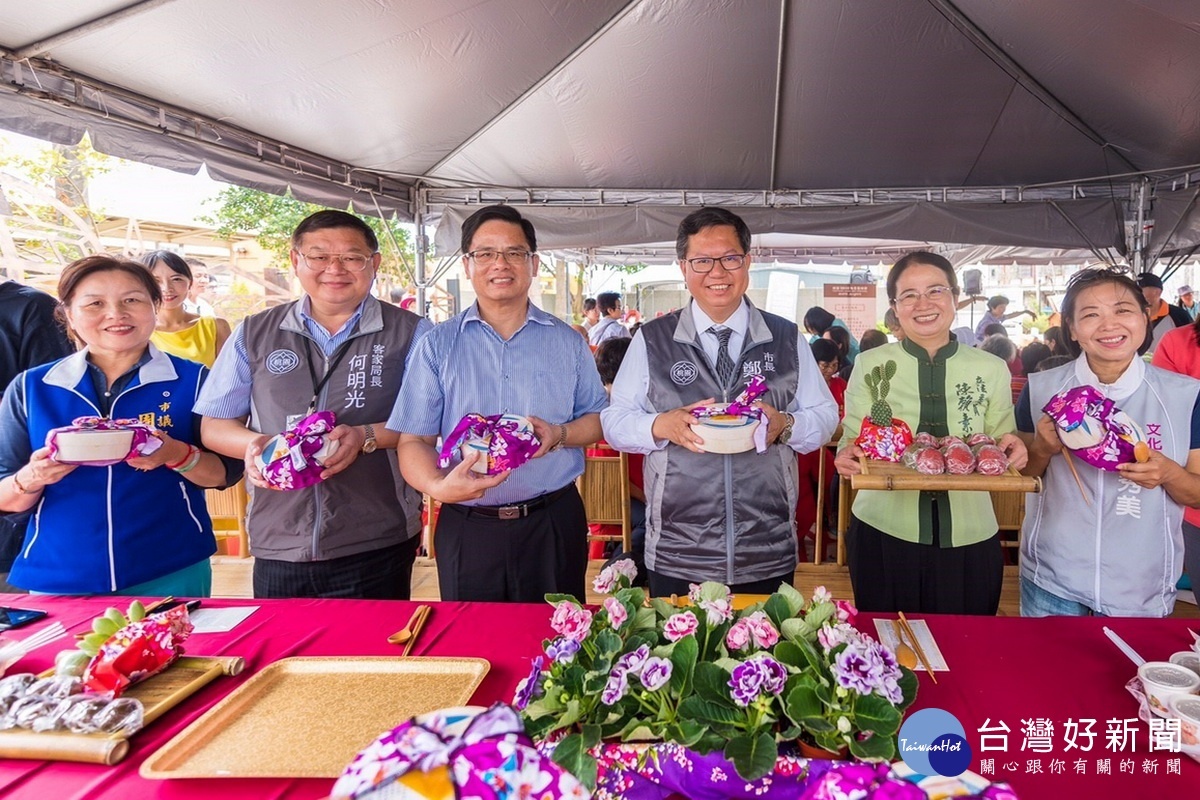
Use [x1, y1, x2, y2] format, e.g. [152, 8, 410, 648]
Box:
[389, 205, 607, 602]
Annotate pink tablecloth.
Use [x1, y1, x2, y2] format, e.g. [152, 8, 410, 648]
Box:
[0, 594, 1195, 799]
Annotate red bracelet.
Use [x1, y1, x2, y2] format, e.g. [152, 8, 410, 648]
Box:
[165, 444, 197, 471]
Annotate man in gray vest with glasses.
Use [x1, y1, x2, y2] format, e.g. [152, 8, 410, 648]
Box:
[602, 206, 838, 598]
[391, 205, 607, 603]
[198, 210, 431, 599]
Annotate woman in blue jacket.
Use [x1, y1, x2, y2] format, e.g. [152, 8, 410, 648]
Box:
[0, 255, 241, 596]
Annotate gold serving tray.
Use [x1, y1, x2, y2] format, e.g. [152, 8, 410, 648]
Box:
[0, 655, 243, 765]
[140, 656, 490, 779]
[850, 458, 1041, 493]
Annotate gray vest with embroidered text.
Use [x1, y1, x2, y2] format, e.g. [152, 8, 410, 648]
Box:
[640, 302, 800, 584]
[1022, 362, 1200, 616]
[243, 298, 422, 562]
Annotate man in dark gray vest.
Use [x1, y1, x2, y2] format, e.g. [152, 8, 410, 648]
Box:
[601, 207, 838, 598]
[198, 210, 430, 599]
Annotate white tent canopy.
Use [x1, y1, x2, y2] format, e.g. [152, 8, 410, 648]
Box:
[2, 1, 1200, 265]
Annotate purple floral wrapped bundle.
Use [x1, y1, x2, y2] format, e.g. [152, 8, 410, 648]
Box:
[330, 703, 587, 800]
[256, 411, 339, 491]
[1042, 385, 1147, 471]
[690, 374, 771, 453]
[47, 416, 163, 466]
[438, 413, 540, 476]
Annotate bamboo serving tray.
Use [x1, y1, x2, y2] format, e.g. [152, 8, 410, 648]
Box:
[0, 655, 243, 765]
[140, 656, 490, 779]
[850, 458, 1042, 493]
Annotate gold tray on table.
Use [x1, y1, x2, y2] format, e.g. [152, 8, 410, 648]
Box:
[0, 655, 243, 765]
[850, 458, 1042, 493]
[140, 656, 490, 779]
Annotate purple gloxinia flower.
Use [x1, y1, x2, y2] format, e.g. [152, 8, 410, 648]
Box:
[729, 655, 786, 706]
[546, 637, 581, 663]
[614, 644, 651, 676]
[602, 669, 629, 705]
[833, 644, 876, 695]
[639, 657, 673, 691]
[513, 656, 544, 710]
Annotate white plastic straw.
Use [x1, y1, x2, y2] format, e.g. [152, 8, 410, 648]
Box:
[1102, 626, 1146, 667]
[0, 621, 67, 662]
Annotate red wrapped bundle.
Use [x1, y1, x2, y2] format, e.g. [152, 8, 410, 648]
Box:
[902, 443, 946, 475]
[972, 443, 1008, 475]
[941, 441, 976, 474]
[913, 431, 939, 447]
[83, 606, 193, 696]
[938, 435, 964, 449]
[965, 432, 995, 447]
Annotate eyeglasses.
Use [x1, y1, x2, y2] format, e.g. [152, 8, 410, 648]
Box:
[465, 249, 533, 267]
[893, 285, 955, 309]
[683, 254, 748, 273]
[296, 252, 374, 272]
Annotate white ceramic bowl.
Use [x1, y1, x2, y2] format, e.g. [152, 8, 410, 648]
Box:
[691, 406, 759, 454]
[1170, 651, 1200, 678]
[460, 439, 490, 474]
[53, 429, 135, 464]
[1138, 661, 1200, 718]
[1168, 694, 1200, 756]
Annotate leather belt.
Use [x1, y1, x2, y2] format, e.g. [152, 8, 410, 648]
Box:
[451, 484, 573, 520]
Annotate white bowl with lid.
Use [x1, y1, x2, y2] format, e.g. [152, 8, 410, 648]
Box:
[1168, 694, 1200, 755]
[1138, 661, 1200, 718]
[690, 405, 759, 454]
[1170, 651, 1200, 678]
[53, 429, 135, 464]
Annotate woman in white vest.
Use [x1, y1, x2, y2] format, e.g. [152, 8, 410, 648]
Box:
[1018, 268, 1200, 616]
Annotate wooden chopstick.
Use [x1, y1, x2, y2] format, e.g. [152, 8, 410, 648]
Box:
[400, 605, 431, 657]
[1061, 450, 1091, 507]
[897, 611, 937, 684]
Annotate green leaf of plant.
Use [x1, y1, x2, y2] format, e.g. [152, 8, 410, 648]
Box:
[650, 598, 677, 617]
[784, 679, 823, 722]
[668, 632, 699, 694]
[772, 640, 806, 669]
[678, 695, 745, 725]
[551, 733, 598, 790]
[849, 730, 896, 761]
[762, 593, 792, 628]
[854, 693, 902, 735]
[898, 668, 919, 707]
[579, 723, 602, 750]
[725, 731, 778, 782]
[693, 661, 734, 704]
[543, 593, 581, 606]
[667, 718, 707, 747]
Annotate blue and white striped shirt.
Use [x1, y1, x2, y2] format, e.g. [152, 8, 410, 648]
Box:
[387, 302, 608, 506]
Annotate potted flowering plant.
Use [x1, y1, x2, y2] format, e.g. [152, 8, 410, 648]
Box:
[515, 561, 916, 789]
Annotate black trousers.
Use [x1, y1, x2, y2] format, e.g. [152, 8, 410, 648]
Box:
[646, 569, 796, 599]
[436, 484, 587, 603]
[846, 512, 1003, 615]
[253, 536, 419, 600]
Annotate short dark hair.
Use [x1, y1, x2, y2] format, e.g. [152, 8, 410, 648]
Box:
[1020, 341, 1052, 374]
[1043, 325, 1068, 354]
[291, 210, 378, 252]
[885, 251, 959, 302]
[1060, 267, 1151, 357]
[58, 255, 161, 344]
[594, 337, 632, 385]
[859, 329, 888, 352]
[983, 323, 1007, 338]
[809, 338, 840, 365]
[1035, 354, 1075, 372]
[141, 249, 192, 281]
[803, 306, 836, 336]
[583, 297, 597, 312]
[675, 206, 751, 260]
[460, 205, 536, 253]
[824, 324, 852, 357]
[883, 307, 901, 330]
[597, 292, 622, 315]
[987, 295, 1010, 310]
